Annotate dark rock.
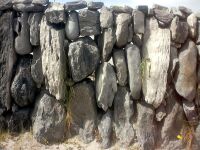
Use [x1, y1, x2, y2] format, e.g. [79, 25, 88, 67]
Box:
[11, 55, 36, 107]
[133, 10, 145, 34]
[110, 5, 133, 14]
[65, 10, 79, 40]
[68, 37, 100, 82]
[155, 103, 166, 121]
[132, 34, 143, 48]
[100, 6, 113, 28]
[154, 8, 174, 26]
[197, 21, 200, 44]
[0, 116, 6, 132]
[0, 0, 12, 10]
[79, 9, 100, 36]
[87, 1, 104, 10]
[179, 6, 192, 16]
[32, 92, 66, 144]
[136, 5, 148, 15]
[64, 0, 87, 11]
[128, 24, 133, 42]
[170, 7, 185, 19]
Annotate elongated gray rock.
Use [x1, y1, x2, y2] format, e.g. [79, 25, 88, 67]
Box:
[137, 5, 148, 15]
[175, 40, 197, 101]
[32, 92, 66, 144]
[113, 49, 128, 86]
[154, 7, 173, 26]
[68, 37, 100, 82]
[142, 18, 171, 108]
[96, 62, 117, 111]
[187, 13, 197, 39]
[0, 0, 12, 10]
[110, 5, 133, 14]
[87, 1, 104, 10]
[40, 16, 67, 101]
[126, 44, 142, 99]
[28, 12, 43, 46]
[179, 6, 192, 16]
[69, 80, 97, 143]
[64, 0, 87, 11]
[65, 10, 79, 40]
[171, 7, 185, 19]
[79, 9, 100, 36]
[133, 10, 145, 34]
[100, 6, 113, 28]
[98, 28, 116, 62]
[15, 12, 32, 55]
[197, 21, 200, 44]
[114, 86, 135, 147]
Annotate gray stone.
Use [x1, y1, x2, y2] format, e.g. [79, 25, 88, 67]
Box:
[170, 7, 185, 19]
[96, 62, 117, 111]
[32, 92, 66, 144]
[179, 6, 192, 16]
[69, 80, 97, 143]
[15, 12, 32, 55]
[197, 45, 200, 60]
[98, 28, 116, 62]
[194, 123, 200, 149]
[170, 16, 189, 44]
[0, 0, 12, 10]
[68, 37, 100, 82]
[0, 12, 16, 110]
[133, 10, 145, 34]
[28, 12, 43, 46]
[175, 40, 197, 101]
[114, 86, 135, 147]
[0, 116, 6, 132]
[98, 110, 112, 149]
[65, 10, 79, 40]
[128, 24, 133, 42]
[40, 16, 67, 101]
[87, 1, 104, 10]
[11, 55, 36, 107]
[79, 9, 100, 36]
[136, 5, 148, 15]
[133, 34, 143, 48]
[155, 103, 166, 122]
[64, 0, 87, 11]
[154, 8, 173, 26]
[126, 44, 142, 99]
[142, 18, 171, 108]
[187, 13, 197, 39]
[115, 13, 131, 48]
[110, 5, 133, 14]
[197, 21, 200, 44]
[113, 49, 128, 86]
[100, 6, 113, 28]
[45, 3, 65, 24]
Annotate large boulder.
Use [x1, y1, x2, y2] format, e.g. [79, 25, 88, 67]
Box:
[142, 18, 171, 108]
[64, 0, 87, 11]
[100, 6, 113, 28]
[32, 92, 66, 144]
[68, 37, 100, 82]
[40, 16, 67, 101]
[187, 13, 197, 39]
[175, 40, 197, 101]
[126, 44, 142, 99]
[133, 10, 145, 34]
[110, 5, 133, 14]
[87, 1, 104, 10]
[0, 0, 12, 10]
[68, 80, 97, 143]
[96, 62, 117, 111]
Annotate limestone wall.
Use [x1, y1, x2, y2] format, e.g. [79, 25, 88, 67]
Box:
[0, 0, 200, 149]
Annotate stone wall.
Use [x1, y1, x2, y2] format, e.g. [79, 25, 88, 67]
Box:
[0, 0, 200, 149]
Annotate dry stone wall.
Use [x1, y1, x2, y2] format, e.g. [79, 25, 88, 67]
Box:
[0, 0, 200, 149]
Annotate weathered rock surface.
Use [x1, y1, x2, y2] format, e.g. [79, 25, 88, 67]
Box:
[68, 37, 100, 82]
[114, 86, 135, 147]
[45, 2, 65, 24]
[87, 1, 104, 10]
[142, 18, 171, 108]
[137, 5, 148, 15]
[32, 92, 66, 144]
[170, 16, 189, 44]
[11, 55, 36, 107]
[64, 0, 87, 11]
[132, 34, 143, 48]
[171, 7, 185, 19]
[175, 40, 197, 101]
[69, 80, 97, 143]
[0, 0, 12, 10]
[98, 28, 116, 61]
[115, 13, 131, 48]
[79, 9, 100, 36]
[98, 110, 112, 149]
[65, 10, 79, 40]
[40, 16, 67, 100]
[128, 24, 133, 42]
[96, 62, 117, 111]
[154, 7, 173, 26]
[100, 6, 113, 28]
[110, 5, 133, 14]
[179, 6, 192, 16]
[0, 116, 6, 132]
[113, 49, 128, 86]
[15, 12, 32, 55]
[197, 21, 200, 44]
[133, 10, 145, 34]
[187, 13, 197, 39]
[155, 103, 166, 122]
[28, 12, 43, 46]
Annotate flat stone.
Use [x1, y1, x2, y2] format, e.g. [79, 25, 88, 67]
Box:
[98, 28, 116, 62]
[32, 92, 66, 144]
[170, 16, 189, 44]
[114, 86, 135, 147]
[197, 21, 200, 44]
[45, 2, 65, 24]
[28, 12, 43, 46]
[142, 18, 171, 108]
[133, 10, 145, 34]
[175, 40, 197, 101]
[65, 10, 79, 40]
[79, 9, 100, 36]
[100, 6, 113, 28]
[87, 1, 104, 10]
[11, 55, 36, 107]
[64, 0, 87, 11]
[96, 62, 117, 111]
[68, 37, 100, 82]
[40, 16, 67, 100]
[179, 6, 192, 16]
[0, 0, 12, 10]
[113, 49, 128, 86]
[154, 8, 173, 26]
[187, 13, 197, 39]
[69, 80, 97, 143]
[126, 44, 142, 99]
[110, 5, 133, 14]
[136, 5, 148, 15]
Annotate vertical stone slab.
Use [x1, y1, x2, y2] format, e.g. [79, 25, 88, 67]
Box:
[142, 18, 171, 108]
